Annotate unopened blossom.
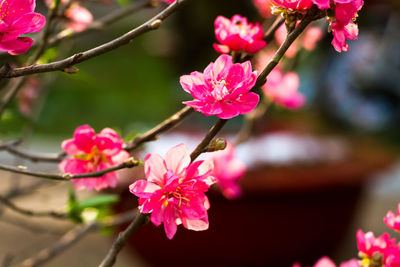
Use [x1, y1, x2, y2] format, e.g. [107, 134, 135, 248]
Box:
[253, 0, 273, 18]
[129, 144, 215, 239]
[213, 15, 266, 54]
[160, 0, 175, 3]
[0, 0, 46, 55]
[209, 142, 246, 199]
[357, 230, 399, 265]
[262, 67, 305, 109]
[181, 54, 259, 119]
[384, 204, 400, 232]
[65, 3, 93, 32]
[59, 125, 130, 191]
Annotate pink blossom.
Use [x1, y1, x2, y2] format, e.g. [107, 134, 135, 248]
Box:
[17, 77, 40, 117]
[272, 0, 313, 10]
[181, 54, 260, 119]
[384, 204, 400, 232]
[253, 0, 273, 18]
[59, 125, 130, 191]
[356, 230, 398, 264]
[65, 3, 93, 32]
[262, 67, 305, 109]
[129, 144, 215, 239]
[0, 0, 46, 55]
[330, 0, 364, 52]
[209, 142, 246, 199]
[213, 15, 266, 54]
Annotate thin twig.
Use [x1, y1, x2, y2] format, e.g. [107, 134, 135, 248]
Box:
[99, 213, 148, 267]
[0, 0, 189, 78]
[0, 157, 141, 181]
[190, 119, 228, 161]
[0, 195, 66, 219]
[1, 144, 66, 163]
[48, 0, 155, 47]
[20, 209, 137, 267]
[125, 106, 193, 151]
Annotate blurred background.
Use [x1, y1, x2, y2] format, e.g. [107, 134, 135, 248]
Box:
[0, 0, 400, 266]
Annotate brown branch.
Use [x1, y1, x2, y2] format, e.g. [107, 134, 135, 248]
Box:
[20, 209, 137, 267]
[0, 195, 66, 219]
[0, 157, 141, 181]
[1, 143, 66, 163]
[99, 213, 148, 267]
[190, 119, 228, 161]
[0, 0, 189, 78]
[125, 105, 193, 151]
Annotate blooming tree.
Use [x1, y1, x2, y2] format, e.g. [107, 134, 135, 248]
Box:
[0, 0, 383, 266]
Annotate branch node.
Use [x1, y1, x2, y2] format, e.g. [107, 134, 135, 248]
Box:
[150, 19, 162, 30]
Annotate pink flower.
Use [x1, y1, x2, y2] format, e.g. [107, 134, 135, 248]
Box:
[213, 15, 266, 54]
[329, 0, 364, 52]
[65, 3, 93, 32]
[129, 144, 215, 239]
[0, 0, 46, 55]
[384, 204, 400, 232]
[209, 142, 246, 199]
[59, 125, 130, 191]
[356, 230, 398, 263]
[262, 67, 305, 109]
[181, 54, 260, 119]
[272, 0, 313, 10]
[253, 0, 273, 18]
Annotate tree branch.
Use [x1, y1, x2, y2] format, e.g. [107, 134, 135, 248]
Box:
[98, 213, 148, 267]
[0, 195, 66, 219]
[255, 6, 320, 88]
[190, 119, 228, 161]
[0, 0, 189, 78]
[125, 105, 193, 151]
[0, 157, 141, 181]
[47, 0, 155, 47]
[263, 16, 285, 43]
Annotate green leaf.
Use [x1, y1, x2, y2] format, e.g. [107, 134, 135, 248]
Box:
[76, 194, 119, 210]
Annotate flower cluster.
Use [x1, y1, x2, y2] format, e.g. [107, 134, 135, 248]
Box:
[213, 15, 266, 54]
[271, 0, 364, 52]
[59, 125, 130, 191]
[180, 54, 259, 119]
[129, 144, 215, 239]
[0, 0, 46, 55]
